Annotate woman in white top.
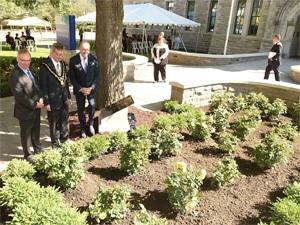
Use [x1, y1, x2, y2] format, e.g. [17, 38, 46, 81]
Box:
[151, 36, 170, 82]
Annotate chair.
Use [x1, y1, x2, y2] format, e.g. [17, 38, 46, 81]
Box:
[15, 40, 21, 50]
[131, 42, 139, 54]
[27, 40, 36, 52]
[143, 41, 149, 53]
[137, 42, 144, 54]
[148, 41, 154, 48]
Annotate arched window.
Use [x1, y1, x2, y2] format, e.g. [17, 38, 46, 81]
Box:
[233, 0, 246, 35]
[248, 0, 263, 35]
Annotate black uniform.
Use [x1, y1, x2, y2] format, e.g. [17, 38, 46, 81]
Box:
[151, 43, 169, 82]
[264, 42, 282, 81]
[40, 57, 71, 145]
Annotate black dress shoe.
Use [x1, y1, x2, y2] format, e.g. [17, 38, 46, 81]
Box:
[24, 155, 34, 163]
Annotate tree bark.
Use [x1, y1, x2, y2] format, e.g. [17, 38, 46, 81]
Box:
[95, 0, 124, 109]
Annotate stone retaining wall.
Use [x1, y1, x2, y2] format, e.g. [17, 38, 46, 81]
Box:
[290, 65, 300, 84]
[122, 52, 148, 81]
[170, 81, 300, 108]
[168, 51, 268, 66]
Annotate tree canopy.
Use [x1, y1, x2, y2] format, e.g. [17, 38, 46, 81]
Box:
[1, 0, 95, 24]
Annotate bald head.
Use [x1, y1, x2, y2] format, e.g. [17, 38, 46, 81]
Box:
[79, 41, 90, 58]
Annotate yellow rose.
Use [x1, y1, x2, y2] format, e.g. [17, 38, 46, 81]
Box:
[175, 161, 187, 173]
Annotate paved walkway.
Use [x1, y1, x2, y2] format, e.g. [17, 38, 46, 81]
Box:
[0, 58, 299, 170]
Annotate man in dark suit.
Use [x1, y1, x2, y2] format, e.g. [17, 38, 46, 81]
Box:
[264, 34, 283, 82]
[40, 43, 71, 146]
[8, 49, 44, 162]
[69, 41, 100, 138]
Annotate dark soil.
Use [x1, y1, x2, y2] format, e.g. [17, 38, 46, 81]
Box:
[64, 106, 300, 225]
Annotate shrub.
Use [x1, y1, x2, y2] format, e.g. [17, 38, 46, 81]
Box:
[134, 204, 168, 225]
[211, 105, 231, 132]
[34, 147, 85, 189]
[165, 162, 206, 212]
[245, 92, 269, 111]
[233, 107, 261, 140]
[2, 159, 35, 181]
[89, 185, 131, 222]
[80, 135, 109, 159]
[215, 132, 239, 154]
[162, 100, 194, 114]
[232, 94, 247, 112]
[108, 131, 128, 152]
[212, 158, 241, 187]
[283, 179, 300, 204]
[264, 98, 287, 121]
[120, 139, 151, 174]
[271, 197, 300, 225]
[129, 125, 152, 140]
[0, 177, 63, 209]
[10, 197, 87, 225]
[210, 91, 234, 111]
[153, 114, 185, 132]
[0, 177, 87, 225]
[188, 111, 215, 141]
[151, 128, 183, 158]
[271, 122, 298, 142]
[251, 133, 293, 169]
[292, 101, 300, 128]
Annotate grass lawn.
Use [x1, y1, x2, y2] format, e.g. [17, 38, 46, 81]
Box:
[0, 47, 50, 58]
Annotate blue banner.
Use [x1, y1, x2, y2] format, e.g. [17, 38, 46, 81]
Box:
[56, 15, 76, 50]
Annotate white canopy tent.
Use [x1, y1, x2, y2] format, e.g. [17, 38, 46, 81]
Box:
[76, 3, 201, 51]
[2, 16, 51, 28]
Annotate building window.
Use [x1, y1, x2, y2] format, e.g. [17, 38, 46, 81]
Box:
[233, 0, 246, 35]
[166, 1, 174, 12]
[208, 0, 218, 32]
[186, 1, 195, 21]
[248, 0, 262, 35]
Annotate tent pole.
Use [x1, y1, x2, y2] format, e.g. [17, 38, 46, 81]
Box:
[179, 28, 187, 52]
[224, 0, 235, 55]
[195, 26, 201, 53]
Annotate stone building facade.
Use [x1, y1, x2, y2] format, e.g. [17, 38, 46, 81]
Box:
[123, 0, 300, 57]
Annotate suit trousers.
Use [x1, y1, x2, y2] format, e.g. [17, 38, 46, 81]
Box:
[47, 103, 69, 145]
[75, 92, 96, 131]
[19, 111, 41, 157]
[264, 62, 280, 81]
[154, 64, 166, 82]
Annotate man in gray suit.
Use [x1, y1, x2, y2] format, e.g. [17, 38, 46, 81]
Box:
[8, 49, 44, 162]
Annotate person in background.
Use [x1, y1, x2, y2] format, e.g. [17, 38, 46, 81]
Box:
[173, 34, 181, 50]
[5, 32, 15, 50]
[20, 32, 27, 47]
[25, 26, 31, 36]
[40, 43, 71, 147]
[8, 49, 44, 162]
[68, 41, 100, 138]
[15, 33, 20, 41]
[151, 35, 170, 83]
[264, 34, 283, 82]
[79, 28, 84, 42]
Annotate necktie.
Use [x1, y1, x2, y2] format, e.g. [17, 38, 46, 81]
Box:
[26, 69, 36, 86]
[56, 62, 61, 75]
[83, 58, 87, 72]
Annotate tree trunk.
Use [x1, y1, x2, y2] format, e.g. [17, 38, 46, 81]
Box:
[95, 0, 124, 109]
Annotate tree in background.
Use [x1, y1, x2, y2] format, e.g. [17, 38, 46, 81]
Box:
[6, 0, 125, 109]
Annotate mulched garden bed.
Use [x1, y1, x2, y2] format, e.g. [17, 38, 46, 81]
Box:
[64, 106, 300, 225]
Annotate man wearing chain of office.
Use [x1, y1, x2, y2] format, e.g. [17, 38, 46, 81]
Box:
[40, 42, 71, 147]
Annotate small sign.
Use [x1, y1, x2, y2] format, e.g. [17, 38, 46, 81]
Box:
[56, 15, 76, 50]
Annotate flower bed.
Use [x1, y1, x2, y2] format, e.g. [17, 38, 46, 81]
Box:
[1, 92, 299, 225]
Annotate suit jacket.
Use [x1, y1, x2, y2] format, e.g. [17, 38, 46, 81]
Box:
[268, 42, 282, 66]
[8, 66, 41, 121]
[68, 53, 100, 95]
[39, 57, 71, 110]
